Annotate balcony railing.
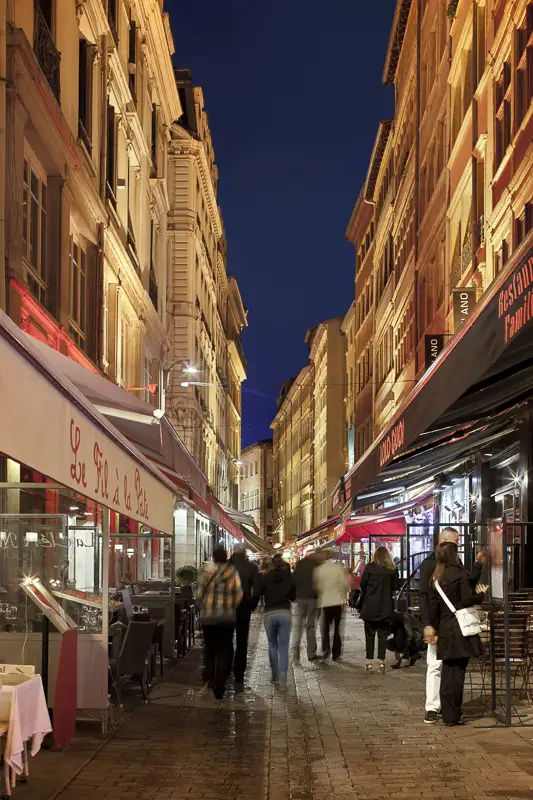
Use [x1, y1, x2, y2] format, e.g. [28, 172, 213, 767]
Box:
[451, 230, 473, 287]
[34, 6, 61, 103]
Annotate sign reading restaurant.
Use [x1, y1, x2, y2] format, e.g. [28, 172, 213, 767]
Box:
[498, 251, 533, 343]
[379, 418, 405, 468]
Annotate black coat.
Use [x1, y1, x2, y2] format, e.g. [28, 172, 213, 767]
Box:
[260, 567, 295, 613]
[359, 563, 400, 623]
[230, 553, 260, 613]
[428, 564, 485, 660]
[419, 553, 483, 627]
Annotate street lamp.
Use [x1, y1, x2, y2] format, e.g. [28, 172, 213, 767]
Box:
[155, 360, 199, 419]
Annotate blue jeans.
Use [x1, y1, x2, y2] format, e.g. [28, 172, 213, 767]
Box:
[264, 611, 291, 681]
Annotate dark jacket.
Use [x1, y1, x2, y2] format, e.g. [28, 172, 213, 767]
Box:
[419, 553, 482, 627]
[359, 563, 400, 623]
[230, 552, 260, 613]
[293, 556, 318, 599]
[428, 564, 485, 659]
[261, 566, 296, 613]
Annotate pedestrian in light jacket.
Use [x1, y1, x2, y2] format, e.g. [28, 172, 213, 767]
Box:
[359, 547, 400, 674]
[292, 551, 323, 663]
[314, 551, 349, 661]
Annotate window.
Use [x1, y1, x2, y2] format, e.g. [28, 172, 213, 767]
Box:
[69, 234, 87, 348]
[128, 19, 137, 100]
[495, 238, 509, 276]
[394, 297, 414, 375]
[119, 315, 130, 386]
[495, 63, 511, 168]
[102, 282, 109, 365]
[78, 39, 94, 153]
[516, 7, 533, 127]
[108, 0, 118, 44]
[452, 47, 473, 142]
[151, 103, 158, 176]
[476, 5, 486, 86]
[106, 105, 117, 206]
[376, 329, 393, 389]
[376, 234, 394, 302]
[22, 150, 47, 304]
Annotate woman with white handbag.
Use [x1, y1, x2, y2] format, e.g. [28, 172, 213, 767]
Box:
[428, 542, 488, 727]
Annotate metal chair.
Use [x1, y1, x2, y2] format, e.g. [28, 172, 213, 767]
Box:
[109, 620, 157, 708]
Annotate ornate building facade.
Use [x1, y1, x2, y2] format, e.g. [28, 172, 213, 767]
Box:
[240, 440, 273, 541]
[167, 70, 247, 511]
[3, 0, 180, 401]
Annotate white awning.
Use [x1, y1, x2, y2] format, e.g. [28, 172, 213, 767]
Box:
[0, 310, 175, 533]
[24, 333, 208, 501]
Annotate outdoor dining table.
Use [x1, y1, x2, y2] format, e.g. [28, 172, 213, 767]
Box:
[0, 675, 52, 795]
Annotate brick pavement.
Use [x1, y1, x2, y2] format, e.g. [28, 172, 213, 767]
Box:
[16, 612, 533, 800]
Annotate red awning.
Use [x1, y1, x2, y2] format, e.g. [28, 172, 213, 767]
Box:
[336, 517, 406, 543]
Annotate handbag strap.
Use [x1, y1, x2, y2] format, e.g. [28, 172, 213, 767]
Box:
[434, 579, 457, 615]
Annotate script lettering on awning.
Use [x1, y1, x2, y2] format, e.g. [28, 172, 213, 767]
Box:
[379, 418, 405, 468]
[498, 253, 533, 343]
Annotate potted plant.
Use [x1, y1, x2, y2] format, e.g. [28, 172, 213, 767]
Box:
[175, 565, 198, 586]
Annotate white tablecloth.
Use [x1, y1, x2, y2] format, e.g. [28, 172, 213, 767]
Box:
[0, 675, 52, 774]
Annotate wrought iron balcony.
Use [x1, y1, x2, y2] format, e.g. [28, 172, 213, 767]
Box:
[34, 6, 61, 103]
[450, 230, 474, 287]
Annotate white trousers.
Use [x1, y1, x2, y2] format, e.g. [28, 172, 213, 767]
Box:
[425, 643, 442, 712]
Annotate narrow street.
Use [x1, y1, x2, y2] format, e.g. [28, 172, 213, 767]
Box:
[22, 613, 533, 800]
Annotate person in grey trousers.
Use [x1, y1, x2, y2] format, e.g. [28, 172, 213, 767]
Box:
[292, 551, 323, 663]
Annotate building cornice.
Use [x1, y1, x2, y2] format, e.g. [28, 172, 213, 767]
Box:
[169, 127, 223, 239]
[364, 120, 393, 202]
[136, 0, 182, 125]
[382, 0, 413, 86]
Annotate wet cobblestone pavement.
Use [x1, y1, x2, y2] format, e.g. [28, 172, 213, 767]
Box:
[17, 613, 533, 800]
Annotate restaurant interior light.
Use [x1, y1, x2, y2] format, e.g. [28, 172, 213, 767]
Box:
[0, 531, 6, 542]
[69, 506, 80, 512]
[25, 531, 38, 543]
[114, 543, 123, 553]
[127, 547, 135, 556]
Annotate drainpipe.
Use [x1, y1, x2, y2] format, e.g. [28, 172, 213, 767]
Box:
[0, 0, 7, 311]
[414, 0, 422, 375]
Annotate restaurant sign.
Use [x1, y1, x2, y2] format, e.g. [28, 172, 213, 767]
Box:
[379, 418, 405, 468]
[452, 288, 477, 332]
[424, 334, 445, 370]
[497, 251, 533, 344]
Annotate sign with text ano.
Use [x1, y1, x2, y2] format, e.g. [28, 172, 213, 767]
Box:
[452, 288, 477, 332]
[424, 334, 445, 370]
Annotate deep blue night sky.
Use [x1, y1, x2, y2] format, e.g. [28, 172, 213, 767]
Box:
[167, 0, 395, 446]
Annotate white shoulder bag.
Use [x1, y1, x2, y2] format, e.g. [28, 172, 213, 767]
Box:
[434, 580, 482, 637]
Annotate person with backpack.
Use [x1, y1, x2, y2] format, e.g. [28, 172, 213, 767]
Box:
[196, 546, 243, 700]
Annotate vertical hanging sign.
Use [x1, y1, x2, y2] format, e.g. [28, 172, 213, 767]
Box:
[424, 334, 445, 370]
[452, 288, 477, 332]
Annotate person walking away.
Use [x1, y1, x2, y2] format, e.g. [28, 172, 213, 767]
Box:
[419, 527, 485, 723]
[196, 546, 243, 700]
[314, 550, 349, 661]
[230, 545, 260, 690]
[260, 554, 295, 687]
[359, 547, 400, 673]
[428, 541, 487, 726]
[292, 551, 322, 663]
